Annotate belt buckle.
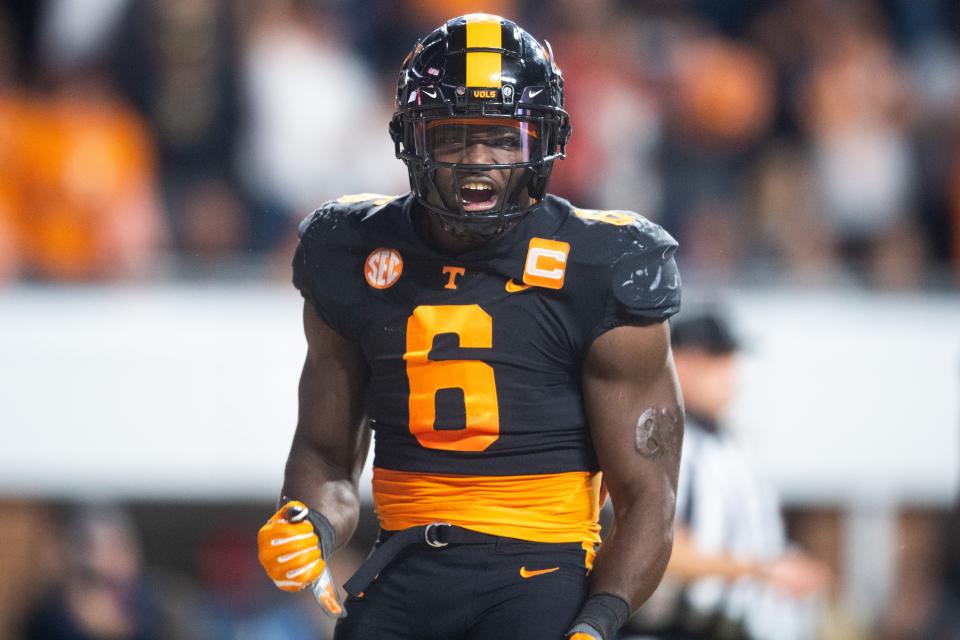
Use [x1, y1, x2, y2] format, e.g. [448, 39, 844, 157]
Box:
[424, 522, 451, 548]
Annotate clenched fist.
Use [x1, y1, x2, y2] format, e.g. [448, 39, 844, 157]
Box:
[257, 500, 326, 591]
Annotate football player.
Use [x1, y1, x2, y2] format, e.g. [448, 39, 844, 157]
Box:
[257, 14, 684, 640]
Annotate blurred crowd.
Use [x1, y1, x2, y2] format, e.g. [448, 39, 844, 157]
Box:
[2, 499, 958, 639]
[0, 0, 959, 287]
[0, 501, 371, 639]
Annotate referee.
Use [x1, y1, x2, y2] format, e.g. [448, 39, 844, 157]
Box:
[623, 310, 831, 640]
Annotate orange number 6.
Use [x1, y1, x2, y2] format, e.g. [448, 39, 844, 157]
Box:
[404, 305, 500, 451]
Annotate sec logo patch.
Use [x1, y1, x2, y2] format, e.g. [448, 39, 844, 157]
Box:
[365, 248, 403, 289]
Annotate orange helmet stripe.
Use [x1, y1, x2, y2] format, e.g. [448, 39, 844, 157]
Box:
[466, 14, 501, 87]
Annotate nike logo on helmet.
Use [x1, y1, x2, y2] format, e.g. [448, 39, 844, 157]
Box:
[505, 279, 533, 293]
[519, 566, 560, 578]
[421, 89, 438, 99]
[528, 88, 544, 98]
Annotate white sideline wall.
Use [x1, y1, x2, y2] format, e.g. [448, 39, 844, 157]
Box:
[0, 284, 956, 507]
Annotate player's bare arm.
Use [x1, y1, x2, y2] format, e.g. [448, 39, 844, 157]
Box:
[257, 301, 369, 600]
[570, 321, 683, 637]
[281, 300, 371, 547]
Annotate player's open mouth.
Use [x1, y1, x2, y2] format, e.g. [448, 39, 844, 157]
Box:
[459, 178, 499, 212]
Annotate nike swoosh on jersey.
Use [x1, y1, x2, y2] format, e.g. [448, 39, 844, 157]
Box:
[505, 279, 534, 293]
[519, 566, 560, 578]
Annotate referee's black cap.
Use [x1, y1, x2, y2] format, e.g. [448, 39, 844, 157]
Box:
[670, 309, 740, 354]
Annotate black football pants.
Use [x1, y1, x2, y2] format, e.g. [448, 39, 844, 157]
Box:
[334, 537, 593, 639]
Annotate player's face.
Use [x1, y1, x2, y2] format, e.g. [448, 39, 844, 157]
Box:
[426, 119, 539, 213]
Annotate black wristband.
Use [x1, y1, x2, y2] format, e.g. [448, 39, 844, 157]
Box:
[279, 496, 336, 558]
[306, 510, 336, 559]
[568, 592, 630, 640]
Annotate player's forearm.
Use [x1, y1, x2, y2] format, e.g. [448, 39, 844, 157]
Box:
[589, 485, 675, 610]
[281, 437, 363, 550]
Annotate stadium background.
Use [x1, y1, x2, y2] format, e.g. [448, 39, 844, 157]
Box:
[0, 0, 957, 638]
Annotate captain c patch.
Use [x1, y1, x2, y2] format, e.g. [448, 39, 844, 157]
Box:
[522, 238, 570, 290]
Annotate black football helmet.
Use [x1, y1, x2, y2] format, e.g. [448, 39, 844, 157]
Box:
[390, 14, 572, 239]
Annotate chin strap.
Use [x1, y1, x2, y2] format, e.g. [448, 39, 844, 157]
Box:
[436, 210, 520, 242]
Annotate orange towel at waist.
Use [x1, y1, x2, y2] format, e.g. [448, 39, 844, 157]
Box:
[372, 467, 602, 544]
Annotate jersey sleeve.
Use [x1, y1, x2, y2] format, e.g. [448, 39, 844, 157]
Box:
[292, 203, 367, 340]
[587, 218, 681, 343]
[609, 222, 681, 321]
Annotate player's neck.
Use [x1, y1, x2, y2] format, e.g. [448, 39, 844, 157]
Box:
[413, 206, 491, 255]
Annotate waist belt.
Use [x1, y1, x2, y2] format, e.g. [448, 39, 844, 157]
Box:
[343, 522, 499, 597]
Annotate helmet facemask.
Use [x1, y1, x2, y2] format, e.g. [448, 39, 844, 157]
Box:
[394, 107, 567, 240]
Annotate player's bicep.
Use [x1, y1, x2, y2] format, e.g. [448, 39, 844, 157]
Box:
[582, 322, 684, 505]
[295, 301, 369, 476]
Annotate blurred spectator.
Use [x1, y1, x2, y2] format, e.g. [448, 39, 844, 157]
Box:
[38, 0, 129, 73]
[900, 6, 960, 279]
[658, 26, 776, 278]
[925, 502, 960, 638]
[547, 0, 663, 215]
[752, 144, 841, 283]
[0, 9, 29, 283]
[797, 5, 917, 275]
[877, 509, 949, 639]
[110, 0, 247, 256]
[2, 3, 166, 282]
[408, 0, 517, 28]
[678, 197, 746, 279]
[193, 524, 306, 638]
[21, 504, 160, 640]
[345, 0, 519, 77]
[947, 151, 960, 280]
[191, 523, 365, 639]
[0, 502, 57, 638]
[866, 219, 929, 289]
[625, 309, 831, 640]
[237, 0, 407, 254]
[671, 36, 774, 147]
[176, 176, 250, 274]
[111, 0, 241, 181]
[14, 61, 165, 281]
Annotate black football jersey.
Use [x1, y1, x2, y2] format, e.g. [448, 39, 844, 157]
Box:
[293, 193, 681, 477]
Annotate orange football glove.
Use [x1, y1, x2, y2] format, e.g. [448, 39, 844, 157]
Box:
[257, 500, 325, 592]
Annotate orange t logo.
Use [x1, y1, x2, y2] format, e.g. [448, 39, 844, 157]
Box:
[442, 266, 466, 290]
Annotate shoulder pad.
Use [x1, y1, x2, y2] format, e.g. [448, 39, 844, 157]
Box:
[298, 193, 402, 243]
[570, 208, 682, 321]
[610, 221, 681, 320]
[292, 194, 401, 339]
